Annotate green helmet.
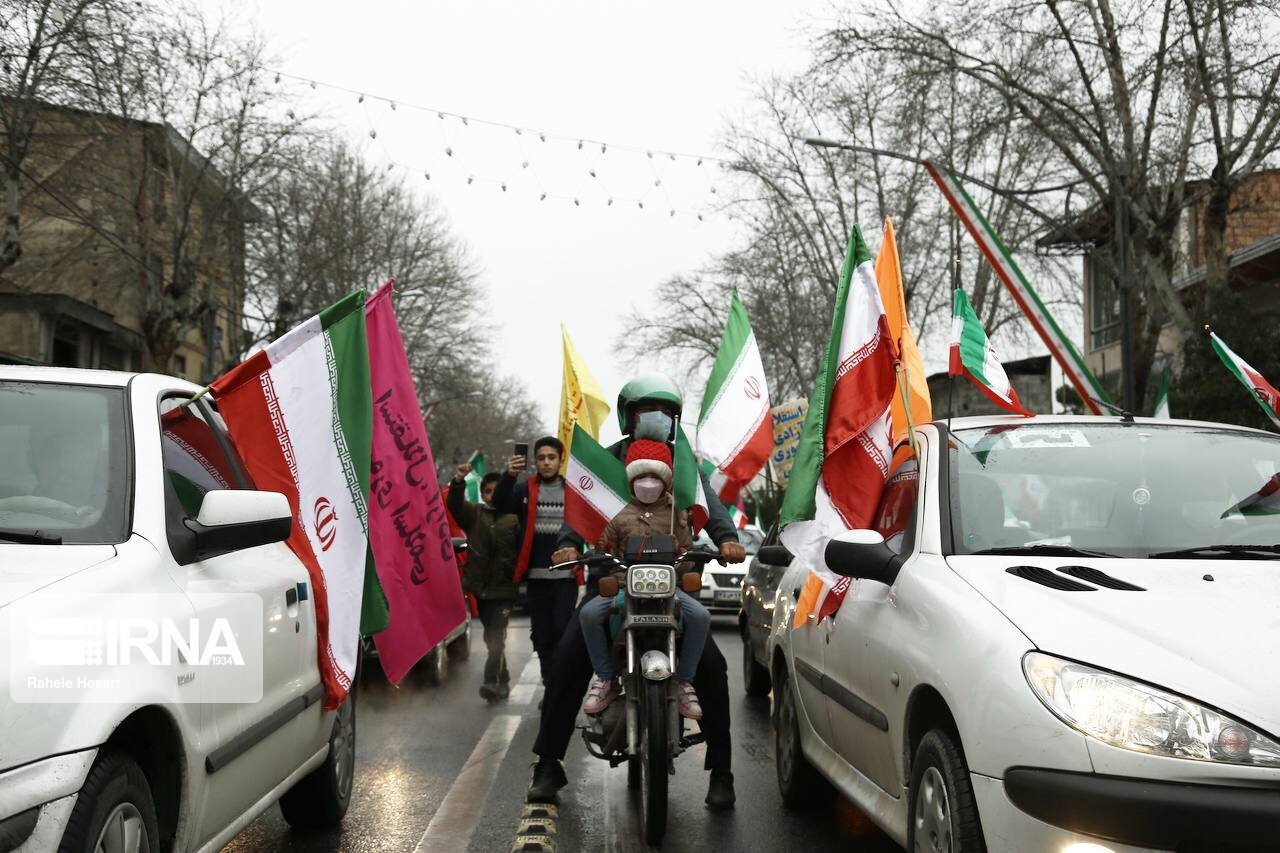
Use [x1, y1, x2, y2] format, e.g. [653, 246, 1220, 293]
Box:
[616, 373, 684, 434]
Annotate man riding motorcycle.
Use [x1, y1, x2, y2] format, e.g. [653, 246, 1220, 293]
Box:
[528, 374, 747, 809]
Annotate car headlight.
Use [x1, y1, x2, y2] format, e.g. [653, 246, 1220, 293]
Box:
[627, 565, 674, 598]
[1023, 652, 1280, 767]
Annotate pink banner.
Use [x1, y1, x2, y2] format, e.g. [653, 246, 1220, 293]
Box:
[365, 282, 467, 684]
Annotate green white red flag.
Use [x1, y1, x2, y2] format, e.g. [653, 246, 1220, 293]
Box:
[674, 424, 710, 533]
[1210, 331, 1280, 431]
[564, 423, 631, 546]
[779, 225, 898, 625]
[949, 289, 1033, 417]
[925, 161, 1111, 415]
[1221, 474, 1280, 518]
[463, 450, 486, 503]
[699, 457, 744, 505]
[728, 503, 749, 530]
[697, 289, 772, 494]
[1153, 367, 1172, 419]
[211, 291, 387, 710]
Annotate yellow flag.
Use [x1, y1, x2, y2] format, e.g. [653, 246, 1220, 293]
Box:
[558, 325, 610, 472]
[876, 219, 932, 444]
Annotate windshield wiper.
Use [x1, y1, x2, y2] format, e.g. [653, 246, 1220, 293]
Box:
[1148, 544, 1280, 559]
[968, 544, 1120, 559]
[0, 528, 63, 545]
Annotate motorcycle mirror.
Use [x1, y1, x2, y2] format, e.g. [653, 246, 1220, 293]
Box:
[680, 572, 702, 594]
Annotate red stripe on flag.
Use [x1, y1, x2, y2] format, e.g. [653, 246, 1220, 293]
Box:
[719, 409, 773, 487]
[824, 315, 899, 529]
[564, 488, 612, 548]
[211, 360, 347, 709]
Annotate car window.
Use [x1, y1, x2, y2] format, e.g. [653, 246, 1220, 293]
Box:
[950, 423, 1280, 557]
[0, 380, 129, 544]
[159, 397, 246, 517]
[874, 450, 919, 555]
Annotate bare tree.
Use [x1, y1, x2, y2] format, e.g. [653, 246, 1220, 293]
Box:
[247, 138, 543, 474]
[824, 0, 1280, 402]
[627, 57, 1076, 402]
[0, 0, 120, 273]
[60, 0, 305, 372]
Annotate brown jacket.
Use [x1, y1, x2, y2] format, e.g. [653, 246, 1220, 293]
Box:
[599, 495, 693, 554]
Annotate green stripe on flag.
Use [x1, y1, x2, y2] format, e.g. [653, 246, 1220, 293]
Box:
[954, 290, 991, 385]
[698, 289, 752, 424]
[779, 226, 869, 526]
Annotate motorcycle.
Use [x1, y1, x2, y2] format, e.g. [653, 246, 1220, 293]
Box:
[553, 536, 719, 846]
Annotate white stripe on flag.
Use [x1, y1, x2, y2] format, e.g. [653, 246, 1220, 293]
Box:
[269, 321, 366, 690]
[565, 455, 630, 521]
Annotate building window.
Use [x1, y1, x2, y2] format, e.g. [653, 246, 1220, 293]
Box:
[100, 343, 125, 371]
[1088, 254, 1121, 350]
[51, 323, 80, 367]
[173, 354, 187, 377]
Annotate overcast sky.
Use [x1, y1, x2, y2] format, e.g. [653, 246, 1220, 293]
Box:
[236, 0, 840, 444]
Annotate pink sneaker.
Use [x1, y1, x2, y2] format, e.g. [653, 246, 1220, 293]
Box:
[677, 682, 702, 719]
[584, 675, 619, 715]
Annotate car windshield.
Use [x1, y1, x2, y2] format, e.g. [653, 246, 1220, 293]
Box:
[0, 381, 129, 544]
[950, 422, 1280, 558]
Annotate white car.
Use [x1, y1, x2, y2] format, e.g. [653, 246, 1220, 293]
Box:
[767, 415, 1280, 852]
[0, 367, 356, 853]
[696, 525, 764, 613]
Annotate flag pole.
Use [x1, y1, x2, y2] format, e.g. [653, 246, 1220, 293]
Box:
[670, 415, 680, 537]
[895, 361, 919, 455]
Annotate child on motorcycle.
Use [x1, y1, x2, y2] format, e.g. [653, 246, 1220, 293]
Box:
[579, 439, 711, 720]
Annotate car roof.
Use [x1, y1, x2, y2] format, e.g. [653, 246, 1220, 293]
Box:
[933, 413, 1276, 438]
[0, 364, 138, 387]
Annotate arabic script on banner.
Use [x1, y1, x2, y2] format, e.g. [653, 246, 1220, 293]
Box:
[770, 398, 808, 484]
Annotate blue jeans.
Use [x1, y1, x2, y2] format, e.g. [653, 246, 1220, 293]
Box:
[580, 589, 710, 684]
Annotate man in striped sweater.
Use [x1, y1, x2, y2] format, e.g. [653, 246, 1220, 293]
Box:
[493, 436, 575, 685]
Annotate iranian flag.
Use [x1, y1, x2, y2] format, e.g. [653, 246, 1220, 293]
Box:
[564, 423, 631, 546]
[1210, 331, 1280, 431]
[949, 289, 1033, 417]
[697, 290, 772, 491]
[1153, 367, 1172, 419]
[463, 450, 487, 502]
[699, 457, 745, 505]
[210, 291, 386, 710]
[728, 503, 749, 530]
[779, 226, 898, 625]
[1222, 474, 1280, 518]
[674, 424, 710, 533]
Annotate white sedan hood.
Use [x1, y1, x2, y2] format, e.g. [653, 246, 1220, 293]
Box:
[0, 545, 117, 610]
[949, 555, 1280, 736]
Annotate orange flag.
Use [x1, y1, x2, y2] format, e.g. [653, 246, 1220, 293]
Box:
[876, 219, 932, 443]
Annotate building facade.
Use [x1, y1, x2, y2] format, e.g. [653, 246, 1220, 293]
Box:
[0, 102, 254, 382]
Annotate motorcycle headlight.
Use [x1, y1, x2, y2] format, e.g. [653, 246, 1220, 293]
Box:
[627, 565, 674, 598]
[1023, 652, 1280, 768]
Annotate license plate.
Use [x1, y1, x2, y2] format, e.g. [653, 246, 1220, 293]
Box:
[714, 589, 741, 604]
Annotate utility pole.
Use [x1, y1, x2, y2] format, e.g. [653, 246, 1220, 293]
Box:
[1113, 164, 1137, 412]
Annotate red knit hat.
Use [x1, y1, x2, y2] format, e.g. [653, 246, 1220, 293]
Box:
[625, 439, 673, 485]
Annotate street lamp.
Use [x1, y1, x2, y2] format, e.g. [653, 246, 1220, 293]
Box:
[802, 135, 1136, 411]
[422, 390, 483, 422]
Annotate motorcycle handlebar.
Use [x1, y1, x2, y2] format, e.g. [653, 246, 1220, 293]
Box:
[549, 549, 721, 572]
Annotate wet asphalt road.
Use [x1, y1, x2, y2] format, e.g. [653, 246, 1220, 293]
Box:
[223, 614, 899, 853]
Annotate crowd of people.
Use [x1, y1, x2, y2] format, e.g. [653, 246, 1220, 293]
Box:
[444, 374, 746, 810]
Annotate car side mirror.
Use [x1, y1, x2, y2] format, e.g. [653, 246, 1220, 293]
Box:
[757, 544, 793, 566]
[824, 530, 901, 586]
[182, 490, 292, 562]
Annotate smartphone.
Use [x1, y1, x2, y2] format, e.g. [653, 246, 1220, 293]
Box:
[513, 441, 530, 461]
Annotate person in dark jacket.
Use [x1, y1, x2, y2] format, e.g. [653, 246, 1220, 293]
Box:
[492, 435, 572, 685]
[527, 374, 746, 810]
[447, 466, 519, 702]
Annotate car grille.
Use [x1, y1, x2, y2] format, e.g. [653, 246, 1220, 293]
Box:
[711, 573, 743, 587]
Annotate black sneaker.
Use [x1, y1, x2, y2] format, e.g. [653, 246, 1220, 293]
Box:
[479, 683, 499, 702]
[705, 769, 735, 810]
[526, 757, 568, 803]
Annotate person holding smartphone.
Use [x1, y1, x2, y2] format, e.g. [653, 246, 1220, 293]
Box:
[491, 435, 572, 685]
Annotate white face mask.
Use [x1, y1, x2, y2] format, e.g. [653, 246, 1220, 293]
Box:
[632, 475, 666, 505]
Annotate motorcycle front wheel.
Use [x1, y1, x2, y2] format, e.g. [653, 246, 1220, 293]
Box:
[640, 679, 669, 846]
